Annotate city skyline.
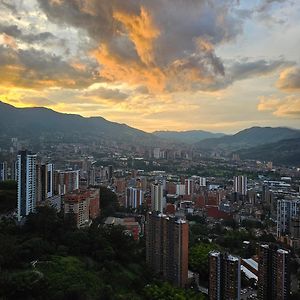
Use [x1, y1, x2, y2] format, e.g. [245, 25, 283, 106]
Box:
[0, 0, 300, 133]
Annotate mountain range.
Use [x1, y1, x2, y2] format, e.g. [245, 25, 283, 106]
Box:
[195, 126, 300, 152]
[236, 138, 300, 166]
[153, 130, 225, 144]
[1, 101, 300, 165]
[0, 101, 159, 146]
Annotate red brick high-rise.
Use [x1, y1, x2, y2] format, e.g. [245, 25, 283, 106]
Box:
[209, 251, 241, 300]
[258, 244, 290, 300]
[146, 212, 188, 287]
[64, 188, 100, 228]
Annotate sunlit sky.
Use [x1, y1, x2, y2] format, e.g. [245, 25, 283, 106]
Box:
[0, 0, 299, 133]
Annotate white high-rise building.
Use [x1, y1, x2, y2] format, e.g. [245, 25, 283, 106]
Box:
[176, 184, 185, 196]
[185, 178, 195, 195]
[17, 150, 37, 221]
[234, 175, 247, 196]
[126, 187, 144, 209]
[199, 177, 206, 187]
[277, 199, 300, 237]
[151, 183, 165, 212]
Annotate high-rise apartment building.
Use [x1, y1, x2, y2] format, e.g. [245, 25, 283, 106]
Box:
[36, 163, 53, 203]
[234, 175, 247, 196]
[277, 199, 300, 237]
[89, 189, 100, 220]
[98, 165, 113, 182]
[54, 170, 79, 195]
[209, 251, 241, 300]
[0, 161, 8, 181]
[146, 212, 188, 288]
[185, 178, 195, 196]
[258, 244, 290, 300]
[261, 185, 273, 205]
[64, 191, 90, 228]
[126, 187, 144, 209]
[199, 177, 206, 187]
[114, 177, 126, 193]
[17, 150, 37, 221]
[290, 215, 300, 239]
[151, 183, 165, 213]
[64, 188, 100, 228]
[176, 183, 185, 196]
[88, 166, 97, 186]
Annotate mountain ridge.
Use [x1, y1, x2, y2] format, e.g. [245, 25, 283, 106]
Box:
[0, 101, 159, 146]
[1, 101, 300, 156]
[236, 138, 300, 166]
[195, 126, 300, 152]
[153, 130, 225, 144]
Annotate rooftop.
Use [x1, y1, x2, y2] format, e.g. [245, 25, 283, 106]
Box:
[242, 258, 258, 271]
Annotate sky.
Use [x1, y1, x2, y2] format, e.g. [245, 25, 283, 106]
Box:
[0, 0, 299, 133]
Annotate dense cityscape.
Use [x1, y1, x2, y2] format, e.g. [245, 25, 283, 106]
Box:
[1, 132, 300, 299]
[1, 0, 300, 299]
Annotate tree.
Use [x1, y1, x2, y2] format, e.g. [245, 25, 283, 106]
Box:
[189, 243, 220, 282]
[143, 282, 205, 300]
[100, 186, 119, 217]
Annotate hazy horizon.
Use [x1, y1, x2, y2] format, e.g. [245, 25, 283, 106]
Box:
[2, 99, 300, 135]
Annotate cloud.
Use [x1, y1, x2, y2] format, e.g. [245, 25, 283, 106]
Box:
[0, 24, 57, 44]
[258, 95, 300, 118]
[35, 0, 245, 92]
[277, 67, 300, 92]
[7, 96, 55, 107]
[257, 0, 287, 13]
[0, 45, 97, 89]
[0, 0, 291, 93]
[84, 87, 129, 102]
[229, 58, 288, 80]
[193, 57, 290, 91]
[0, 33, 18, 49]
[113, 7, 159, 66]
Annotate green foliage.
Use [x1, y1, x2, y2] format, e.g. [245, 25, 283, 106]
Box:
[37, 256, 102, 300]
[222, 219, 238, 229]
[189, 223, 210, 247]
[100, 186, 119, 217]
[189, 242, 220, 281]
[0, 207, 157, 299]
[143, 282, 205, 300]
[215, 229, 254, 255]
[0, 270, 48, 300]
[241, 219, 264, 230]
[0, 180, 17, 190]
[0, 180, 17, 213]
[238, 138, 300, 166]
